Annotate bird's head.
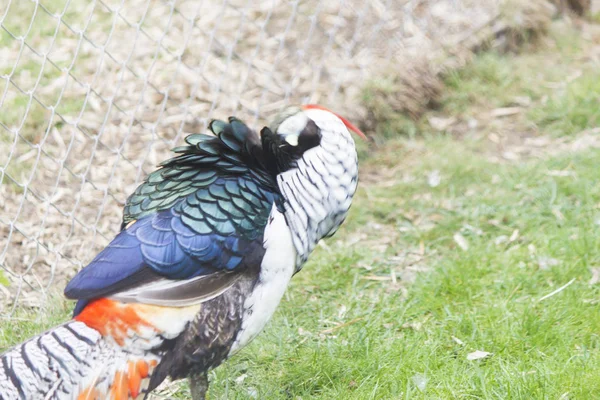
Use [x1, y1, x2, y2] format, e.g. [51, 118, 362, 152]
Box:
[263, 104, 366, 174]
[263, 104, 365, 269]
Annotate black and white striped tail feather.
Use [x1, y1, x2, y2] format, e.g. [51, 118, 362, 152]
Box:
[0, 321, 101, 399]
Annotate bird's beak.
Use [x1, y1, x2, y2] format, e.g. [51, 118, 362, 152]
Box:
[302, 104, 367, 140]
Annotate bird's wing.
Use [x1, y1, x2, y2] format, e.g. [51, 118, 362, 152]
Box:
[122, 117, 278, 228]
[108, 272, 243, 307]
[64, 118, 281, 315]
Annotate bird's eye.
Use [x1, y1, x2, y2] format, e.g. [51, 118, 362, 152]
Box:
[274, 113, 321, 158]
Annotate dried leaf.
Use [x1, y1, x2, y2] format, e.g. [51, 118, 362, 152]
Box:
[491, 107, 521, 117]
[495, 235, 508, 245]
[453, 233, 469, 251]
[401, 321, 422, 331]
[298, 327, 311, 336]
[246, 387, 258, 399]
[463, 224, 483, 236]
[364, 275, 392, 281]
[502, 151, 520, 161]
[538, 256, 560, 270]
[427, 170, 441, 187]
[513, 96, 531, 106]
[428, 116, 456, 131]
[452, 336, 465, 345]
[467, 350, 491, 361]
[546, 170, 575, 177]
[488, 132, 501, 144]
[412, 373, 428, 392]
[552, 208, 565, 222]
[319, 318, 363, 334]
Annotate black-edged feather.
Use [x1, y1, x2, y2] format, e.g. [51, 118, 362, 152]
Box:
[65, 118, 283, 315]
[122, 118, 282, 231]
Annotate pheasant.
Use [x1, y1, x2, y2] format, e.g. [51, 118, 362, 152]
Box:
[0, 104, 364, 399]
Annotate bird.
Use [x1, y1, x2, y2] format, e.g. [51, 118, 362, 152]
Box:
[0, 104, 365, 399]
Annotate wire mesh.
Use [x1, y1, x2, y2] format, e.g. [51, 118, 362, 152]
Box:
[0, 0, 501, 314]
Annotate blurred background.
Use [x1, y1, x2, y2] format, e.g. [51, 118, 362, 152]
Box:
[2, 0, 600, 398]
[0, 0, 507, 311]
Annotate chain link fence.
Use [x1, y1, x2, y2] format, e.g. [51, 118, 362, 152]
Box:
[0, 0, 502, 314]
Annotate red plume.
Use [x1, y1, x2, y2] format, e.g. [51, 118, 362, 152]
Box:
[302, 104, 367, 140]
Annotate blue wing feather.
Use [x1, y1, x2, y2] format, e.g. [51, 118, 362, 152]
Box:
[66, 118, 282, 315]
[64, 205, 262, 304]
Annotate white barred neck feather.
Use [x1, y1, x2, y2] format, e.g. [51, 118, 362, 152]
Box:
[276, 108, 359, 270]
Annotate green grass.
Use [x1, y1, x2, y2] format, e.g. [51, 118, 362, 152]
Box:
[440, 21, 600, 139]
[3, 19, 600, 400]
[361, 77, 422, 139]
[6, 135, 598, 399]
[202, 139, 600, 399]
[0, 296, 71, 349]
[0, 271, 8, 287]
[530, 71, 600, 136]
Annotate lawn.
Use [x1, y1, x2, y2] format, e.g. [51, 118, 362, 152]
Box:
[2, 20, 600, 399]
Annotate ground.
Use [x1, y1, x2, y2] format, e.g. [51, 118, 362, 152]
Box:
[2, 19, 600, 399]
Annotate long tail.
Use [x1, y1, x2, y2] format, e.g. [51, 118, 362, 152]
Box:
[1, 321, 99, 399]
[0, 298, 195, 399]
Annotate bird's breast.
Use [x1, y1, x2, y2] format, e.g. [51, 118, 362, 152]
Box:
[228, 206, 297, 355]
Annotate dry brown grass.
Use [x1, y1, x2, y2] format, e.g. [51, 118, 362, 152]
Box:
[551, 0, 592, 15]
[497, 0, 556, 51]
[360, 0, 558, 136]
